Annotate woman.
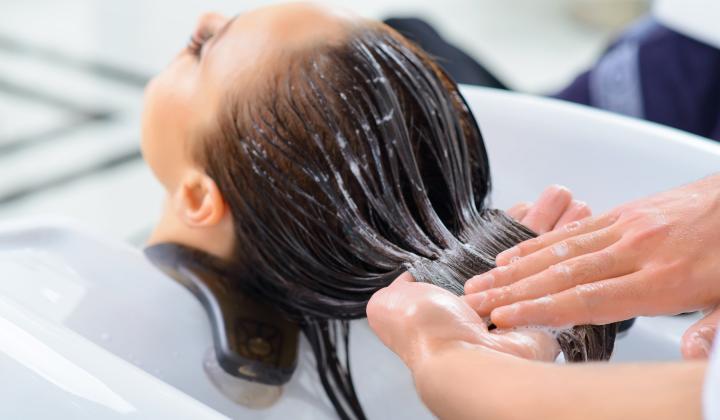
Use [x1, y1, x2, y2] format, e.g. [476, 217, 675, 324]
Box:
[141, 4, 616, 418]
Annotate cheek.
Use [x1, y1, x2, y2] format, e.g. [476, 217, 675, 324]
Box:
[141, 69, 195, 189]
[141, 77, 163, 173]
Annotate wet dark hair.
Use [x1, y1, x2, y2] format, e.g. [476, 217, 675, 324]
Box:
[198, 22, 617, 419]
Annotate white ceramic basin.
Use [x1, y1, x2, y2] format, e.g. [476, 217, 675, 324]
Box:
[0, 219, 427, 419]
[2, 87, 720, 418]
[466, 86, 720, 363]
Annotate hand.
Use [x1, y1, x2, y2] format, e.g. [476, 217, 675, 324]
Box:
[464, 173, 720, 359]
[506, 184, 591, 234]
[366, 185, 582, 371]
[366, 273, 559, 372]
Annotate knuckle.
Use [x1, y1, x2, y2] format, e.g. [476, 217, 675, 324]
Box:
[548, 264, 574, 289]
[517, 237, 543, 255]
[622, 233, 643, 249]
[569, 253, 610, 282]
[595, 250, 616, 272]
[484, 267, 512, 290]
[562, 219, 584, 233]
[628, 223, 671, 246]
[602, 209, 623, 225]
[569, 232, 598, 252]
[494, 263, 514, 279]
[616, 205, 636, 218]
[617, 204, 644, 219]
[486, 286, 513, 307]
[562, 221, 581, 233]
[573, 284, 600, 322]
[580, 214, 607, 232]
[549, 241, 570, 258]
[574, 205, 592, 220]
[652, 262, 686, 293]
[650, 222, 672, 237]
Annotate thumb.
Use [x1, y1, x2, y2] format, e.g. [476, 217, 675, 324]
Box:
[681, 305, 720, 360]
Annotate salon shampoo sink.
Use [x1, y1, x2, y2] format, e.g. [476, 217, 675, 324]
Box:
[465, 85, 720, 362]
[0, 220, 694, 420]
[0, 218, 429, 419]
[2, 86, 720, 418]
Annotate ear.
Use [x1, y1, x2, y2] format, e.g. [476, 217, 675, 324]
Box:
[174, 169, 227, 228]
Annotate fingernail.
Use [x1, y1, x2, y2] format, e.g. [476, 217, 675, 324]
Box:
[697, 326, 716, 338]
[492, 304, 521, 325]
[695, 326, 716, 354]
[465, 274, 494, 293]
[690, 331, 712, 358]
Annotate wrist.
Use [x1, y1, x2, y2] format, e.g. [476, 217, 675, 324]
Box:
[411, 341, 477, 413]
[411, 342, 540, 420]
[411, 339, 531, 385]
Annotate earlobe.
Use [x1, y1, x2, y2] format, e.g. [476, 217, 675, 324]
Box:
[176, 170, 226, 228]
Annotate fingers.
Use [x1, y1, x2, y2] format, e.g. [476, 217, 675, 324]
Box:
[486, 271, 648, 328]
[495, 211, 619, 267]
[465, 227, 620, 293]
[367, 272, 415, 321]
[465, 246, 631, 315]
[519, 185, 573, 234]
[505, 187, 591, 235]
[681, 306, 720, 360]
[556, 200, 591, 227]
[507, 201, 532, 222]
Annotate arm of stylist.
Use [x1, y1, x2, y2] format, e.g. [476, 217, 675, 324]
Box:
[368, 275, 705, 420]
[464, 173, 720, 359]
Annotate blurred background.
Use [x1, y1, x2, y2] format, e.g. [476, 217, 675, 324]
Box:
[0, 0, 649, 244]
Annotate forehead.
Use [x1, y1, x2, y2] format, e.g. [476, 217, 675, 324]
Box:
[190, 4, 359, 137]
[204, 4, 356, 84]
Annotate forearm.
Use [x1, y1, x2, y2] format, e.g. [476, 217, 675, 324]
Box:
[413, 343, 706, 420]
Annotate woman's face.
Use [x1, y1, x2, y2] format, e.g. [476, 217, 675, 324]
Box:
[140, 4, 355, 255]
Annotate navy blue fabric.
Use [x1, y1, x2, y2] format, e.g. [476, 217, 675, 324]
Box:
[555, 20, 720, 141]
[382, 16, 720, 140]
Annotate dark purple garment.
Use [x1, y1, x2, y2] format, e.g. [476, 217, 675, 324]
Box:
[555, 18, 720, 141]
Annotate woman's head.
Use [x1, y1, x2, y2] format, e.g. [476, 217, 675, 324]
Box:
[142, 4, 359, 257]
[142, 4, 617, 418]
[142, 2, 496, 313]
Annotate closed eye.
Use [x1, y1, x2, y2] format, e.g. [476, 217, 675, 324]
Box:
[187, 27, 212, 58]
[186, 14, 238, 59]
